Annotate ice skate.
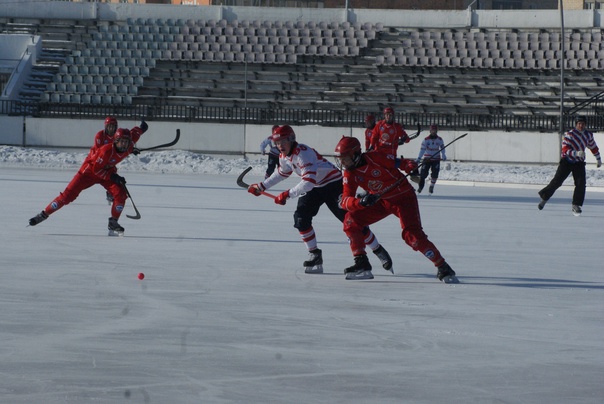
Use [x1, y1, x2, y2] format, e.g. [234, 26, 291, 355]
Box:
[436, 262, 459, 284]
[345, 255, 373, 280]
[303, 248, 323, 274]
[373, 245, 393, 273]
[106, 191, 114, 205]
[417, 186, 423, 194]
[108, 217, 124, 237]
[572, 204, 582, 217]
[429, 185, 434, 194]
[538, 198, 547, 210]
[29, 211, 48, 226]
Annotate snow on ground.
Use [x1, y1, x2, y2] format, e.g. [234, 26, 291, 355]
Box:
[1, 145, 603, 188]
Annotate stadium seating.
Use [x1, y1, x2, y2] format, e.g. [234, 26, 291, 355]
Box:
[2, 16, 603, 117]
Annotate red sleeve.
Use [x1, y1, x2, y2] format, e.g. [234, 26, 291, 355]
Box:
[88, 130, 104, 155]
[364, 128, 371, 150]
[340, 172, 364, 211]
[130, 126, 143, 144]
[369, 123, 380, 151]
[398, 125, 410, 144]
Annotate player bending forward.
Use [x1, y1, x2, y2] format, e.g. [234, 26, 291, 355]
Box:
[334, 136, 458, 282]
[28, 121, 148, 236]
[248, 125, 393, 275]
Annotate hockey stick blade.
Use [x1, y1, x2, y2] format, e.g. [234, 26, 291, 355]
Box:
[236, 166, 253, 188]
[408, 123, 422, 140]
[123, 184, 141, 220]
[137, 129, 181, 152]
[236, 166, 277, 199]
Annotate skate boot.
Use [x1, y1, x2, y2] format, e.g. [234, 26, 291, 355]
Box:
[538, 199, 547, 210]
[572, 204, 582, 216]
[303, 248, 323, 274]
[436, 262, 459, 284]
[108, 217, 124, 237]
[29, 211, 48, 226]
[429, 185, 434, 194]
[344, 255, 373, 280]
[106, 191, 114, 205]
[373, 245, 393, 274]
[417, 186, 423, 194]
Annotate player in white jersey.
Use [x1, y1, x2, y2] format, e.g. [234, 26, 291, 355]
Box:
[416, 124, 447, 194]
[259, 125, 280, 179]
[248, 125, 392, 275]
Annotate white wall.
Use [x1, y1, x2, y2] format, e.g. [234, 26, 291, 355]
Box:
[0, 2, 603, 29]
[2, 116, 603, 166]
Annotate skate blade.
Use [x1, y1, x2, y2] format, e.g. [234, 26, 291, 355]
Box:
[108, 230, 124, 237]
[572, 212, 581, 217]
[386, 268, 394, 274]
[345, 270, 374, 280]
[304, 265, 323, 274]
[442, 275, 460, 284]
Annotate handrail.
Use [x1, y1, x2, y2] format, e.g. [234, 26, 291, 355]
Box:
[1, 99, 602, 132]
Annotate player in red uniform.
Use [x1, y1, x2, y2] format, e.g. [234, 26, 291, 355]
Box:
[91, 116, 119, 203]
[368, 107, 410, 154]
[28, 121, 148, 236]
[334, 136, 458, 282]
[92, 116, 118, 153]
[363, 114, 376, 151]
[247, 125, 393, 275]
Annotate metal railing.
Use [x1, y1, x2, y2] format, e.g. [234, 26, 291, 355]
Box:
[2, 99, 602, 132]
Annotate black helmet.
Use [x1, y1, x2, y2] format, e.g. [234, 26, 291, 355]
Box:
[575, 115, 587, 123]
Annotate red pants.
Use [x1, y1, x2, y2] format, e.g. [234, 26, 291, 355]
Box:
[343, 190, 444, 267]
[44, 172, 127, 219]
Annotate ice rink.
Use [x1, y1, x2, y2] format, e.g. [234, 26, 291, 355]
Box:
[2, 166, 603, 403]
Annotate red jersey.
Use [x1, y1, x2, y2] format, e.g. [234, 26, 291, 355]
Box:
[364, 127, 373, 151]
[369, 120, 409, 154]
[89, 129, 114, 156]
[79, 126, 143, 181]
[340, 151, 415, 212]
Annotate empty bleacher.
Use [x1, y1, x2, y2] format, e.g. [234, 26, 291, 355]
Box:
[2, 17, 604, 120]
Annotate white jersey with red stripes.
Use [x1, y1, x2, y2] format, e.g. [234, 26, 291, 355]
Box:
[417, 135, 447, 161]
[261, 142, 342, 198]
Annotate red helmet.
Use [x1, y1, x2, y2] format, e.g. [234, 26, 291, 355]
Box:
[271, 124, 279, 133]
[334, 136, 362, 170]
[430, 124, 438, 132]
[104, 116, 117, 135]
[105, 116, 117, 127]
[271, 125, 296, 142]
[365, 114, 375, 123]
[114, 128, 131, 152]
[383, 107, 394, 115]
[114, 128, 131, 141]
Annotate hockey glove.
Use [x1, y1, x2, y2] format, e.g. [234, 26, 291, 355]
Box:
[139, 120, 149, 133]
[359, 193, 379, 207]
[132, 147, 140, 155]
[401, 159, 419, 174]
[248, 183, 265, 196]
[110, 173, 126, 185]
[275, 190, 290, 205]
